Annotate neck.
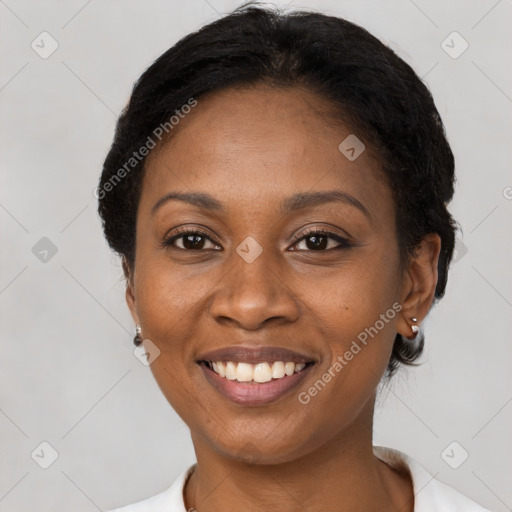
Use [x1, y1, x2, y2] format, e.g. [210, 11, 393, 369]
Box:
[184, 404, 413, 512]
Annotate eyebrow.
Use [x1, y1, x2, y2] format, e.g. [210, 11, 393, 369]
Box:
[282, 190, 370, 219]
[151, 190, 371, 220]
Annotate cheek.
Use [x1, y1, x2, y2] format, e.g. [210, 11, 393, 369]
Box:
[291, 266, 400, 444]
[132, 258, 219, 414]
[134, 253, 208, 333]
[301, 245, 401, 388]
[304, 245, 401, 340]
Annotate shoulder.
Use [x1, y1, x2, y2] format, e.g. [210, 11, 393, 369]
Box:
[373, 446, 491, 512]
[105, 464, 196, 512]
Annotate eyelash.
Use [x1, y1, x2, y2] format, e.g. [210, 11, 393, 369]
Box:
[290, 228, 352, 251]
[162, 227, 219, 249]
[161, 227, 352, 252]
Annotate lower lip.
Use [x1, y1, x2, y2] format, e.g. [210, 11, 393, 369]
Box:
[198, 362, 315, 406]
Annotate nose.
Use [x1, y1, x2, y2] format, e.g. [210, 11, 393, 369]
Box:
[208, 249, 300, 330]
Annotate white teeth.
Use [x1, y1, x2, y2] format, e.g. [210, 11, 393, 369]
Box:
[236, 362, 253, 382]
[225, 361, 237, 380]
[272, 361, 285, 379]
[254, 362, 272, 383]
[208, 360, 309, 382]
[216, 362, 226, 377]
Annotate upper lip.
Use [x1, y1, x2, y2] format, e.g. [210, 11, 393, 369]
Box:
[196, 345, 317, 364]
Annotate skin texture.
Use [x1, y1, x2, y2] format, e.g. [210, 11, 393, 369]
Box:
[124, 85, 441, 512]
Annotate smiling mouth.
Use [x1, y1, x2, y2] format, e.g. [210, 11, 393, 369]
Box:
[200, 360, 314, 383]
[195, 345, 318, 405]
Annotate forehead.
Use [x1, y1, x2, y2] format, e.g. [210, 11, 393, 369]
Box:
[141, 85, 391, 219]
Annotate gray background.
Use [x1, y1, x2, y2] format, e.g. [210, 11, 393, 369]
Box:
[1, 0, 511, 510]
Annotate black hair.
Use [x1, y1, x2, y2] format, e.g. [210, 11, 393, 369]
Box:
[98, 3, 457, 377]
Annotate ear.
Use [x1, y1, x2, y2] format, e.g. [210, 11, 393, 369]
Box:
[122, 256, 140, 325]
[397, 233, 441, 340]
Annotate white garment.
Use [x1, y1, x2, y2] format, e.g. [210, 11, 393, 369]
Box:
[106, 446, 491, 511]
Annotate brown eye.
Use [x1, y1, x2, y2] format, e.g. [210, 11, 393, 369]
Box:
[163, 229, 221, 251]
[290, 230, 351, 251]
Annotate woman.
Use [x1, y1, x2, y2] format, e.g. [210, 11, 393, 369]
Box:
[99, 4, 491, 511]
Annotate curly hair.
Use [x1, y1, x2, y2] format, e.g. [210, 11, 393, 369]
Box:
[97, 3, 457, 377]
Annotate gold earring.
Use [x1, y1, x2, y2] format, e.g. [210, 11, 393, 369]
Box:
[410, 317, 419, 337]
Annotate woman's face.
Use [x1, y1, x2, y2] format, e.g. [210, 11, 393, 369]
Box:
[127, 85, 419, 463]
